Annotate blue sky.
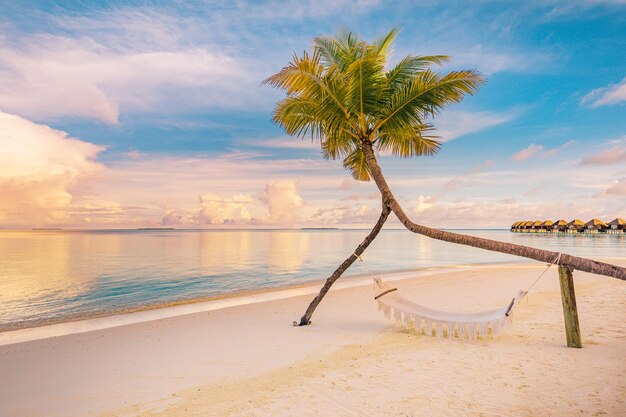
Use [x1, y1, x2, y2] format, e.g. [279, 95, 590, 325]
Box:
[0, 0, 624, 228]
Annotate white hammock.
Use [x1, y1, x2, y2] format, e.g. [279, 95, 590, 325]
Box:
[373, 277, 526, 340]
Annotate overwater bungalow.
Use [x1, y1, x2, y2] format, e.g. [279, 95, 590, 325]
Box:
[567, 219, 585, 233]
[552, 219, 568, 233]
[540, 220, 554, 233]
[607, 218, 625, 234]
[584, 218, 608, 233]
[510, 218, 620, 234]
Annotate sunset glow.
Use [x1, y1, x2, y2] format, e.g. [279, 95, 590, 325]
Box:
[0, 1, 624, 229]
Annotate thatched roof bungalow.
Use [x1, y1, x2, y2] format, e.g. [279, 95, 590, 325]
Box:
[585, 218, 608, 232]
[568, 219, 585, 231]
[552, 219, 568, 231]
[540, 220, 554, 230]
[608, 218, 625, 230]
[532, 220, 543, 229]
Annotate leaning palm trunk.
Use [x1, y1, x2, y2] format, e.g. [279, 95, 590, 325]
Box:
[360, 140, 626, 280]
[267, 29, 626, 325]
[299, 202, 391, 325]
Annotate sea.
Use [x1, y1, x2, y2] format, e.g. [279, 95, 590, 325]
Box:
[0, 229, 623, 331]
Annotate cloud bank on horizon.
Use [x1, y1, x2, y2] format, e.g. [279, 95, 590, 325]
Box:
[0, 0, 624, 228]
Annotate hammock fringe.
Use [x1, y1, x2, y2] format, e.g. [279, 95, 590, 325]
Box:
[375, 279, 521, 340]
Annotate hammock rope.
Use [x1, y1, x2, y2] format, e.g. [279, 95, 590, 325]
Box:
[357, 253, 561, 340]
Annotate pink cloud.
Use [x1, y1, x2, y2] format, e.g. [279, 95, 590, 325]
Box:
[406, 198, 605, 229]
[340, 192, 379, 201]
[579, 146, 626, 166]
[543, 140, 576, 157]
[512, 143, 544, 161]
[443, 160, 495, 192]
[0, 111, 105, 226]
[601, 178, 626, 197]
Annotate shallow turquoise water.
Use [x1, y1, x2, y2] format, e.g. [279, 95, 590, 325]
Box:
[0, 229, 623, 330]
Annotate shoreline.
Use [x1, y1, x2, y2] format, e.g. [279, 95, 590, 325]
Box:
[0, 260, 549, 346]
[5, 255, 626, 336]
[1, 259, 624, 417]
[2, 257, 624, 344]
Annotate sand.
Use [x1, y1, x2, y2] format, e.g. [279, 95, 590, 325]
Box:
[1, 260, 624, 417]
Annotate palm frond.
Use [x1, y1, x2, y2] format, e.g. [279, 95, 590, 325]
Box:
[375, 69, 484, 132]
[342, 146, 371, 181]
[372, 27, 400, 62]
[385, 55, 451, 93]
[376, 124, 441, 158]
[266, 28, 485, 181]
[344, 56, 386, 119]
[321, 131, 357, 160]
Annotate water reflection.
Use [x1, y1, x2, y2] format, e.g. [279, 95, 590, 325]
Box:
[268, 231, 310, 274]
[0, 229, 623, 330]
[0, 232, 96, 303]
[198, 231, 253, 276]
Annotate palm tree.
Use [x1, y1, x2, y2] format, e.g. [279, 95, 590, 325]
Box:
[266, 29, 626, 326]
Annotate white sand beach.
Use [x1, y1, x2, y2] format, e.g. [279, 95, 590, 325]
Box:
[1, 260, 625, 417]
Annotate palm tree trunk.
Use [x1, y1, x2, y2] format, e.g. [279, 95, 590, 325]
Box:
[298, 201, 391, 326]
[360, 140, 626, 280]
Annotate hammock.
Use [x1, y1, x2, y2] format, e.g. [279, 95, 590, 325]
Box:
[374, 277, 525, 339]
[368, 253, 561, 340]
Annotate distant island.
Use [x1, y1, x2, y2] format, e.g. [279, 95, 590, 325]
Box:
[301, 227, 339, 230]
[32, 228, 62, 231]
[136, 228, 175, 230]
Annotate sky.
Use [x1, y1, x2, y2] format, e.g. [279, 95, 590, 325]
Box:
[0, 0, 624, 229]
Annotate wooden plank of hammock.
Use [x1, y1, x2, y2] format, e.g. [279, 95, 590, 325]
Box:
[558, 265, 582, 348]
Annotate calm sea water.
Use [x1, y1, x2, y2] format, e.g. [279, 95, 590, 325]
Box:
[0, 229, 623, 330]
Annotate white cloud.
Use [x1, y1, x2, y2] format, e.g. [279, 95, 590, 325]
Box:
[311, 204, 380, 225]
[262, 180, 305, 224]
[0, 16, 258, 123]
[0, 111, 104, 225]
[452, 45, 539, 76]
[581, 77, 626, 108]
[435, 111, 514, 142]
[250, 0, 382, 19]
[443, 160, 495, 192]
[546, 0, 626, 17]
[415, 195, 435, 213]
[510, 140, 576, 162]
[195, 193, 254, 225]
[161, 210, 183, 226]
[251, 137, 320, 150]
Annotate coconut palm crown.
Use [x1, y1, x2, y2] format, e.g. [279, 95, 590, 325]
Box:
[264, 28, 485, 181]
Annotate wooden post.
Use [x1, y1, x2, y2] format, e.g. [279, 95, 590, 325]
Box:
[558, 265, 582, 348]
